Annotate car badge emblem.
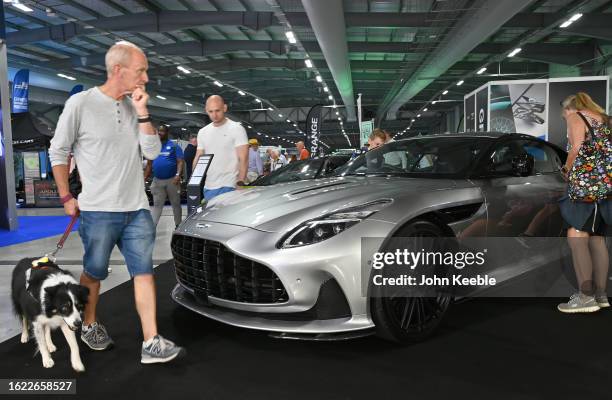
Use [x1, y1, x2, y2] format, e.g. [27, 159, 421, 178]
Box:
[196, 223, 212, 229]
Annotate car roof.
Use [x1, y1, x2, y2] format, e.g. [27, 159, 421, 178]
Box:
[396, 132, 546, 141]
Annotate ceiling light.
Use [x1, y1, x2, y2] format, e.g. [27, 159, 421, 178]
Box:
[335, 111, 339, 116]
[560, 13, 582, 28]
[213, 80, 223, 87]
[456, 80, 464, 86]
[423, 108, 428, 112]
[177, 65, 191, 74]
[315, 75, 322, 83]
[432, 101, 437, 105]
[181, 128, 187, 131]
[278, 114, 283, 118]
[184, 102, 192, 106]
[254, 98, 261, 103]
[507, 48, 521, 58]
[328, 95, 333, 100]
[323, 87, 329, 92]
[238, 90, 246, 96]
[411, 119, 415, 122]
[442, 90, 449, 95]
[247, 125, 252, 129]
[285, 31, 297, 44]
[286, 119, 291, 123]
[12, 2, 33, 12]
[57, 73, 76, 81]
[417, 114, 421, 118]
[305, 59, 313, 68]
[477, 67, 487, 75]
[156, 95, 166, 100]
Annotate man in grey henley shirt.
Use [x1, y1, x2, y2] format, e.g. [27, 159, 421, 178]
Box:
[49, 41, 185, 365]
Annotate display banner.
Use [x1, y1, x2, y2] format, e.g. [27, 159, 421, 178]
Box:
[0, 3, 19, 230]
[476, 87, 488, 132]
[23, 152, 39, 206]
[11, 69, 29, 113]
[464, 94, 476, 132]
[69, 84, 83, 97]
[357, 93, 362, 139]
[305, 104, 323, 156]
[360, 120, 373, 147]
[548, 77, 608, 149]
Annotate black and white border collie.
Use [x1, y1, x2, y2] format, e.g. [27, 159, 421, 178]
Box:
[11, 257, 89, 372]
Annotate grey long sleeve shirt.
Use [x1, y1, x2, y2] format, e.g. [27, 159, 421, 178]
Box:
[49, 87, 161, 212]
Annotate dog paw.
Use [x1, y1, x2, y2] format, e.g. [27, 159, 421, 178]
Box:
[47, 343, 57, 353]
[72, 360, 85, 372]
[20, 334, 28, 343]
[42, 357, 55, 368]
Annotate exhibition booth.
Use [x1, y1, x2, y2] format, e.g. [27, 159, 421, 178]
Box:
[463, 76, 610, 148]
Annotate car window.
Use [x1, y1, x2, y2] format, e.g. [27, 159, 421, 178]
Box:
[253, 158, 325, 185]
[487, 141, 525, 174]
[521, 140, 562, 173]
[334, 137, 493, 178]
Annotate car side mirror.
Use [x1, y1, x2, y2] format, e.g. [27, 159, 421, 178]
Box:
[511, 154, 534, 177]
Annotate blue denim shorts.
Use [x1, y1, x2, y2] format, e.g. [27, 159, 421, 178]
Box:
[79, 209, 155, 280]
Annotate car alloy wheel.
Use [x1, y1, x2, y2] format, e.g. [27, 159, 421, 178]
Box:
[370, 219, 453, 343]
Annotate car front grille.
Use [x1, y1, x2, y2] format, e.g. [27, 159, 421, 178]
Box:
[171, 234, 288, 304]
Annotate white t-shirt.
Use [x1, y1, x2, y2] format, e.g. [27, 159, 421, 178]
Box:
[197, 119, 248, 189]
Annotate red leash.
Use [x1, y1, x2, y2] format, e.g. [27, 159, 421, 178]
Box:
[48, 212, 79, 260]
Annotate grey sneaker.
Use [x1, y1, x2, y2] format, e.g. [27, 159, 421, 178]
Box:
[558, 293, 601, 313]
[80, 322, 114, 351]
[141, 335, 185, 364]
[595, 294, 610, 308]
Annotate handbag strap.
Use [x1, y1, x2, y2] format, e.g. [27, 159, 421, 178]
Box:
[576, 112, 595, 137]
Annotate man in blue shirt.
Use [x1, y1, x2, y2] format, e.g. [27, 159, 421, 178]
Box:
[145, 125, 184, 227]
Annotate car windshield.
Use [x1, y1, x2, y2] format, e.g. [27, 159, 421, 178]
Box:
[251, 158, 325, 186]
[333, 136, 494, 178]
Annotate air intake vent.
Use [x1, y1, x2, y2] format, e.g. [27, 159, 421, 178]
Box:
[171, 235, 288, 304]
[439, 202, 483, 222]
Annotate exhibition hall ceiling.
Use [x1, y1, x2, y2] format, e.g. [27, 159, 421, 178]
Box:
[4, 0, 611, 146]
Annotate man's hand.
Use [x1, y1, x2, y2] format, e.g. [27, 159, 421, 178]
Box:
[64, 198, 79, 217]
[172, 175, 181, 186]
[131, 86, 149, 115]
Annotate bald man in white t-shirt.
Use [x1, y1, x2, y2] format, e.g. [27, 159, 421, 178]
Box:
[193, 95, 249, 200]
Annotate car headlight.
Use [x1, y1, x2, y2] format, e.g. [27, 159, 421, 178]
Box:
[279, 200, 392, 249]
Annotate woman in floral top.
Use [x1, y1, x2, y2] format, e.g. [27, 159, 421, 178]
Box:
[557, 92, 612, 313]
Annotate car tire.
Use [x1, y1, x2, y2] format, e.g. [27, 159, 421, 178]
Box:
[370, 219, 453, 343]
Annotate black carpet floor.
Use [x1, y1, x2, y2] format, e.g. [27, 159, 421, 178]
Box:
[2, 261, 612, 400]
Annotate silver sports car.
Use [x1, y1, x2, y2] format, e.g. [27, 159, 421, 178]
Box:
[171, 133, 568, 342]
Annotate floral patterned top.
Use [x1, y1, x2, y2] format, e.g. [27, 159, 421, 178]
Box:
[567, 112, 612, 202]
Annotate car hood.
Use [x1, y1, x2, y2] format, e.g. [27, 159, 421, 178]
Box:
[193, 176, 470, 233]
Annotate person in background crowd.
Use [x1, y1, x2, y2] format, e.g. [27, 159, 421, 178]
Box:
[183, 134, 197, 181]
[49, 40, 184, 364]
[296, 141, 310, 160]
[557, 92, 612, 313]
[279, 150, 288, 165]
[368, 129, 387, 150]
[381, 128, 408, 168]
[289, 154, 298, 163]
[193, 95, 248, 201]
[270, 149, 286, 171]
[145, 124, 184, 228]
[247, 138, 263, 183]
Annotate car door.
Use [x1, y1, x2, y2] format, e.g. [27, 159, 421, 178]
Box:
[519, 139, 567, 237]
[478, 138, 555, 238]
